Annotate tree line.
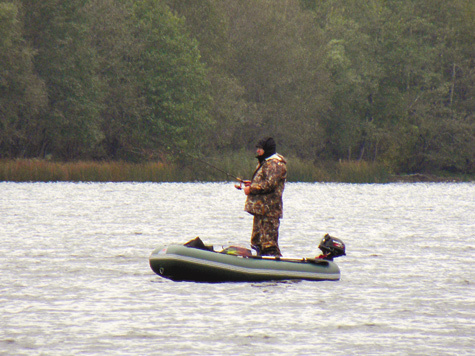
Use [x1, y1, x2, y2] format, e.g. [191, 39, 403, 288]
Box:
[0, 0, 473, 175]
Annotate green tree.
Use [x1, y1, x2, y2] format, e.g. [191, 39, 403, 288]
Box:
[218, 0, 331, 154]
[129, 0, 212, 155]
[311, 0, 473, 174]
[381, 0, 474, 173]
[84, 0, 149, 160]
[166, 0, 252, 152]
[0, 1, 47, 158]
[21, 0, 102, 160]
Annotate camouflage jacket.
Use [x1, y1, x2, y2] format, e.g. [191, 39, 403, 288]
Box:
[245, 154, 287, 218]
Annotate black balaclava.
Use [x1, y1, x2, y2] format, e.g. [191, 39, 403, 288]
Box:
[256, 137, 276, 164]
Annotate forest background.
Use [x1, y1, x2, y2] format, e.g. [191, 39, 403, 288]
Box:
[0, 0, 473, 182]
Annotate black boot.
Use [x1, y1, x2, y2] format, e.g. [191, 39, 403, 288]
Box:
[261, 246, 282, 257]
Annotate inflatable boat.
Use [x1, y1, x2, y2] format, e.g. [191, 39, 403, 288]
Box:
[149, 235, 345, 283]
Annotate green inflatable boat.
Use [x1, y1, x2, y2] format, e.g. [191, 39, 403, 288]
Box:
[149, 235, 345, 283]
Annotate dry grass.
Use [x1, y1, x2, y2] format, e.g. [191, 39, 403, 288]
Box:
[0, 157, 394, 183]
[0, 159, 179, 182]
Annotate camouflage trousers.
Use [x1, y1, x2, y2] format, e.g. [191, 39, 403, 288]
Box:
[250, 215, 282, 257]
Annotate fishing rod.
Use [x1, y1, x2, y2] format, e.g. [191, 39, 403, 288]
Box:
[165, 144, 251, 189]
[180, 150, 250, 187]
[190, 153, 242, 181]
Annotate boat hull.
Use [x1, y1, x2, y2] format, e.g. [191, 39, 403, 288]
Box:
[149, 245, 340, 282]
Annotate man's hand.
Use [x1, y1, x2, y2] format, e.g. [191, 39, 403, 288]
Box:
[244, 185, 251, 195]
[243, 180, 251, 195]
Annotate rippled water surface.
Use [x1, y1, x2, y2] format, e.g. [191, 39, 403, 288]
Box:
[1, 182, 474, 355]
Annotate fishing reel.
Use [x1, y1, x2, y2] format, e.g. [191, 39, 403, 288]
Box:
[318, 234, 346, 261]
[234, 179, 251, 190]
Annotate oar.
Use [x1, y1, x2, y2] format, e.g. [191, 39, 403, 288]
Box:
[249, 255, 330, 265]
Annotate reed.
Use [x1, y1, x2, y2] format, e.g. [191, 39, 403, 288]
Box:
[330, 160, 391, 183]
[0, 157, 392, 183]
[0, 159, 181, 182]
[286, 156, 330, 182]
[175, 152, 391, 183]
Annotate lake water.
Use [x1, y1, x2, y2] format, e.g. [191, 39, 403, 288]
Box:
[0, 182, 473, 355]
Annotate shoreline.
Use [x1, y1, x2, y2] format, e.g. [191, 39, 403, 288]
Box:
[0, 159, 472, 183]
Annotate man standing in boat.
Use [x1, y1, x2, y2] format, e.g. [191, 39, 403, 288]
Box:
[236, 137, 287, 257]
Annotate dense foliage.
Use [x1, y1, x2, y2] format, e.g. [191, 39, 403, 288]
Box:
[0, 0, 473, 174]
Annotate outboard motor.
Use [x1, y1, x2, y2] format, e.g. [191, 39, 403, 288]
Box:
[318, 234, 346, 261]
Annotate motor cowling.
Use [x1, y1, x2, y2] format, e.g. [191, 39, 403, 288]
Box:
[318, 234, 346, 260]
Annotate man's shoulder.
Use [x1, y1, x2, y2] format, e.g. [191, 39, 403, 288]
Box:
[266, 153, 286, 164]
[264, 154, 287, 178]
